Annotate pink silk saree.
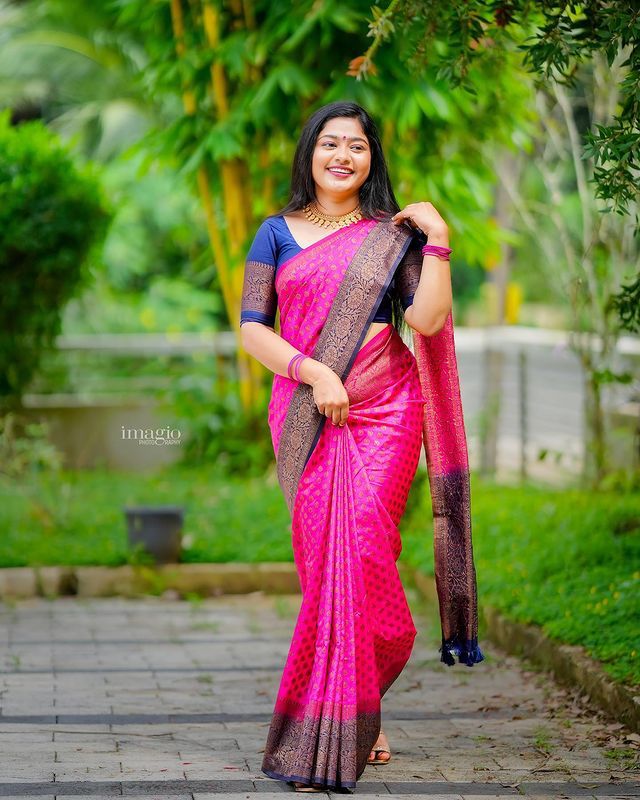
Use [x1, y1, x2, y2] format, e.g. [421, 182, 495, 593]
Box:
[259, 216, 483, 790]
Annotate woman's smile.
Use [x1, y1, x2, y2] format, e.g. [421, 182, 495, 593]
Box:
[311, 116, 371, 204]
[327, 166, 354, 179]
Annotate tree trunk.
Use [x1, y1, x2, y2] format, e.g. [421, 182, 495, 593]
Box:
[171, 0, 266, 413]
[480, 151, 521, 477]
[581, 352, 608, 488]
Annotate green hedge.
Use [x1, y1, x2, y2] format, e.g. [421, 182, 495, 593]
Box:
[0, 111, 109, 404]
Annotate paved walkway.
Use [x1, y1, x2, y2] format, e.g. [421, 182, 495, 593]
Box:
[0, 589, 638, 799]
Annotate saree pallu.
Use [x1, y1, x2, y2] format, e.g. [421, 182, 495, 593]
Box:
[259, 216, 483, 791]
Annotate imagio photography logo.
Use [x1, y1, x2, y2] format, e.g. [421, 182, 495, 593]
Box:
[121, 426, 182, 446]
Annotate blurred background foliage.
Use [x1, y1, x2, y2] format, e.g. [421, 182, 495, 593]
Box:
[0, 0, 638, 681]
[0, 0, 539, 461]
[0, 0, 637, 478]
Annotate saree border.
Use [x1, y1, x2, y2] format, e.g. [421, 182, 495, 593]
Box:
[275, 217, 369, 287]
[276, 218, 415, 515]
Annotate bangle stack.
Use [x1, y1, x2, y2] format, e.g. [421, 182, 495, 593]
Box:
[287, 353, 307, 382]
[421, 243, 452, 261]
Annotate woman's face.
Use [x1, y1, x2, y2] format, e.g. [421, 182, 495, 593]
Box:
[311, 116, 371, 201]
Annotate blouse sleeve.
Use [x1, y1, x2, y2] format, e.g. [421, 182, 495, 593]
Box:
[239, 220, 278, 328]
[395, 230, 426, 311]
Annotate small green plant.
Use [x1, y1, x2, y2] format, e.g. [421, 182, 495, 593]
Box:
[7, 654, 21, 670]
[273, 596, 296, 619]
[163, 375, 274, 476]
[0, 413, 62, 480]
[532, 726, 553, 754]
[185, 591, 204, 609]
[604, 747, 639, 770]
[191, 621, 220, 632]
[125, 542, 155, 567]
[131, 564, 168, 596]
[246, 615, 263, 634]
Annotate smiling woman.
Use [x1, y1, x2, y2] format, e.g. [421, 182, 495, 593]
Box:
[285, 116, 393, 351]
[239, 100, 483, 793]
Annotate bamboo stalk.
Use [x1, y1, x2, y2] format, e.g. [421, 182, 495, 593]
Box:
[171, 0, 232, 282]
[196, 168, 235, 319]
[242, 0, 256, 30]
[259, 142, 275, 213]
[170, 0, 197, 115]
[203, 2, 230, 115]
[229, 159, 251, 252]
[202, 5, 245, 261]
[201, 0, 263, 409]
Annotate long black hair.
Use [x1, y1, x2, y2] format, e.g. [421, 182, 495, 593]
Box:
[274, 101, 409, 336]
[276, 101, 401, 221]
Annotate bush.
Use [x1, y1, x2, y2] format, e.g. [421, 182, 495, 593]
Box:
[0, 411, 62, 479]
[0, 111, 110, 406]
[163, 374, 275, 476]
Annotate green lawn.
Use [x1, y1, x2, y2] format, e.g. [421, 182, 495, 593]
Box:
[402, 472, 640, 688]
[0, 463, 291, 567]
[1, 463, 638, 686]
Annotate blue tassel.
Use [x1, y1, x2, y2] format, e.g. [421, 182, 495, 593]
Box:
[439, 636, 485, 667]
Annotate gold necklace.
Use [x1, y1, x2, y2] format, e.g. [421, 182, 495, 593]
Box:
[302, 200, 362, 229]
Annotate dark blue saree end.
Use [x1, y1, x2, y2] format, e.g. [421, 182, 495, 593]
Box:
[439, 635, 485, 667]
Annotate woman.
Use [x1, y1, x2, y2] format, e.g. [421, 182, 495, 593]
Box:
[240, 101, 484, 793]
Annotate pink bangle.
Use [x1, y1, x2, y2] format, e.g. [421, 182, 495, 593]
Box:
[421, 243, 452, 260]
[287, 353, 307, 382]
[293, 356, 307, 382]
[287, 354, 300, 380]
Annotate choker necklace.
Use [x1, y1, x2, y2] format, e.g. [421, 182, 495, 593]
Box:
[302, 200, 363, 229]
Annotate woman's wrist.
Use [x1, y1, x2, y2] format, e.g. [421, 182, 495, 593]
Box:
[424, 227, 449, 246]
[298, 357, 330, 386]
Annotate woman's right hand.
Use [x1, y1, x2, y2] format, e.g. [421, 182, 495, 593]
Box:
[303, 360, 349, 427]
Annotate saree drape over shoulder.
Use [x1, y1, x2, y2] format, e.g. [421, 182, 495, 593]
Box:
[241, 215, 484, 791]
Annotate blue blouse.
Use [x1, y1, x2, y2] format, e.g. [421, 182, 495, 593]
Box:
[240, 215, 422, 328]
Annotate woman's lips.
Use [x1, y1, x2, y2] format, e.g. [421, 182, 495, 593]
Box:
[327, 167, 354, 179]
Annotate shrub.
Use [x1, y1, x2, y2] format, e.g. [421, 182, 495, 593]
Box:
[0, 111, 110, 406]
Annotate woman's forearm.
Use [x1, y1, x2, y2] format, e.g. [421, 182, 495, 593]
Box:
[240, 322, 330, 385]
[404, 229, 453, 336]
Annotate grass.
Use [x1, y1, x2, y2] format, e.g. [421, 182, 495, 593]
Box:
[0, 462, 290, 567]
[402, 472, 640, 688]
[1, 462, 638, 686]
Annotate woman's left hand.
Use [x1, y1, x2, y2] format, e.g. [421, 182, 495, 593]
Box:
[391, 202, 448, 239]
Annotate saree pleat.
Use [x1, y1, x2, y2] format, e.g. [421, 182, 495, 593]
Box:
[262, 323, 424, 789]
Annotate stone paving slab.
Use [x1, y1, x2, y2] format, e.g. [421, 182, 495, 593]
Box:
[0, 787, 637, 797]
[0, 592, 638, 798]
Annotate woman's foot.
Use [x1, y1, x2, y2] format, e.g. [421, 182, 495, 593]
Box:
[367, 729, 391, 764]
[292, 780, 325, 792]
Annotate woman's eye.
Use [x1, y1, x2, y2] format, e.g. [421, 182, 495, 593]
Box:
[321, 143, 364, 150]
